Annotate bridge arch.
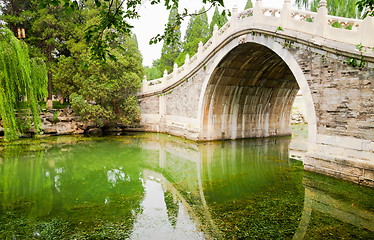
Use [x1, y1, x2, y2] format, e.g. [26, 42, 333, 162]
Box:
[138, 4, 374, 186]
[198, 35, 317, 148]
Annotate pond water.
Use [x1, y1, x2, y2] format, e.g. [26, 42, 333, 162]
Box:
[0, 133, 373, 239]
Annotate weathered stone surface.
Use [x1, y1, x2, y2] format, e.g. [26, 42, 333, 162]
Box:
[291, 110, 307, 124]
[58, 116, 72, 122]
[74, 129, 85, 134]
[42, 121, 57, 134]
[139, 96, 159, 114]
[44, 112, 56, 122]
[165, 72, 205, 118]
[0, 109, 127, 138]
[56, 122, 75, 135]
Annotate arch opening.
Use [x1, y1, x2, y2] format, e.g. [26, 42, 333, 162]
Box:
[201, 42, 301, 140]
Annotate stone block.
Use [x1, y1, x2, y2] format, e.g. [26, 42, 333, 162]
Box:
[56, 122, 75, 135]
[73, 129, 84, 134]
[58, 116, 72, 122]
[316, 134, 332, 145]
[362, 141, 374, 152]
[338, 163, 364, 177]
[43, 126, 57, 134]
[44, 112, 55, 122]
[363, 167, 374, 180]
[304, 156, 364, 184]
[316, 143, 344, 157]
[343, 148, 374, 162]
[358, 178, 374, 188]
[331, 136, 364, 151]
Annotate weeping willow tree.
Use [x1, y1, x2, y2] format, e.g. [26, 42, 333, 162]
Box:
[0, 28, 47, 141]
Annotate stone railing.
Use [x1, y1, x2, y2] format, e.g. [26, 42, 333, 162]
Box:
[141, 0, 374, 95]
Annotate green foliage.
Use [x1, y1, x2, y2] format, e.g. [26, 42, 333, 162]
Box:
[0, 27, 47, 141]
[209, 6, 228, 33]
[70, 93, 114, 126]
[331, 21, 342, 28]
[356, 43, 364, 51]
[32, 4, 144, 126]
[158, 7, 182, 73]
[244, 0, 253, 9]
[356, 0, 374, 18]
[185, 7, 210, 53]
[32, 0, 225, 60]
[174, 51, 188, 67]
[52, 111, 59, 123]
[345, 56, 366, 68]
[276, 26, 284, 32]
[318, 20, 353, 29]
[30, 58, 48, 100]
[176, 7, 210, 66]
[0, 0, 82, 100]
[296, 0, 361, 18]
[54, 27, 143, 126]
[145, 64, 163, 80]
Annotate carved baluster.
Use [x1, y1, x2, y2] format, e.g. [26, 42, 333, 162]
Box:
[198, 41, 204, 53]
[232, 5, 238, 18]
[185, 53, 190, 65]
[142, 78, 148, 92]
[315, 0, 328, 37]
[281, 0, 291, 27]
[212, 24, 219, 42]
[230, 6, 239, 29]
[254, 0, 263, 24]
[173, 63, 178, 74]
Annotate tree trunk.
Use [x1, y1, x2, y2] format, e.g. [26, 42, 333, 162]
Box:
[46, 45, 53, 109]
[48, 69, 53, 100]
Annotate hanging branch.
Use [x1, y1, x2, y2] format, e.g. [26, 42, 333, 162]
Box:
[37, 0, 225, 60]
[0, 28, 47, 141]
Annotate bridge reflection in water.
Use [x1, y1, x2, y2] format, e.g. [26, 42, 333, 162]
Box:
[140, 134, 374, 239]
[0, 134, 373, 239]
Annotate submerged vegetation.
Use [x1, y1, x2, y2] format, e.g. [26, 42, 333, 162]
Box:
[0, 28, 47, 141]
[1, 134, 373, 239]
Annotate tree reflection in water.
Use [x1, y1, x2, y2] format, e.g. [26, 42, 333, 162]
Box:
[0, 134, 373, 239]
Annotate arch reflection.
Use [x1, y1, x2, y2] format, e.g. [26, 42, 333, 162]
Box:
[0, 134, 373, 239]
[145, 134, 374, 239]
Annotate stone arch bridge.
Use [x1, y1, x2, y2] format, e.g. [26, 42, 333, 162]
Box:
[137, 0, 374, 186]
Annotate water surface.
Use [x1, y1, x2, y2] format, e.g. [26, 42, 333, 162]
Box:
[0, 133, 373, 239]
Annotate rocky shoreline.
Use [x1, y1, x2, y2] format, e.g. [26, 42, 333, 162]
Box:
[290, 109, 307, 125]
[0, 108, 129, 138]
[0, 108, 308, 138]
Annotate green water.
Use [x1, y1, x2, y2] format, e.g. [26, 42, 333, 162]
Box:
[0, 133, 373, 239]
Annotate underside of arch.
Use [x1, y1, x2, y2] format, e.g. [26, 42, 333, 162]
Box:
[202, 43, 299, 140]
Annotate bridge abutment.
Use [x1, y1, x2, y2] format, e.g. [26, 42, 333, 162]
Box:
[305, 135, 374, 187]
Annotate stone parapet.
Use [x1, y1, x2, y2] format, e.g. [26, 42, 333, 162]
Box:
[140, 2, 374, 96]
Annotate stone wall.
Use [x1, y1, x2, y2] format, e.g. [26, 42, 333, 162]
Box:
[292, 48, 374, 141]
